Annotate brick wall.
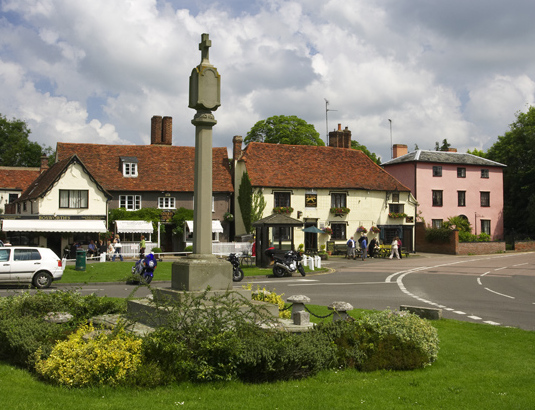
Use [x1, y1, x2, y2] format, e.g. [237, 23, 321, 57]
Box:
[514, 240, 535, 252]
[415, 222, 506, 255]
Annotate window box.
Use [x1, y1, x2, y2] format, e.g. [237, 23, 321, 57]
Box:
[330, 207, 350, 216]
[388, 212, 408, 218]
[272, 206, 293, 214]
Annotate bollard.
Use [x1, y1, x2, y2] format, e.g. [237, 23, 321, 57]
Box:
[315, 255, 321, 269]
[287, 295, 310, 326]
[302, 254, 308, 266]
[307, 256, 315, 271]
[100, 253, 106, 262]
[328, 301, 354, 321]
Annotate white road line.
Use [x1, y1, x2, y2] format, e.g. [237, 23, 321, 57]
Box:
[484, 287, 515, 299]
[477, 278, 482, 285]
[468, 315, 482, 320]
[494, 267, 506, 271]
[453, 311, 466, 315]
[481, 271, 490, 276]
[483, 321, 501, 326]
[513, 263, 528, 267]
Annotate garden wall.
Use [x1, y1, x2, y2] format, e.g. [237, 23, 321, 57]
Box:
[415, 222, 506, 255]
[514, 240, 535, 252]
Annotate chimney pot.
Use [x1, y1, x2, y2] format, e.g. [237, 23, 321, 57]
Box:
[162, 116, 172, 145]
[151, 116, 163, 145]
[40, 155, 49, 173]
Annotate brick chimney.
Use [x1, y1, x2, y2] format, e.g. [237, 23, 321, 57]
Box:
[232, 135, 243, 160]
[393, 144, 408, 158]
[329, 124, 351, 148]
[162, 116, 172, 145]
[151, 116, 163, 144]
[446, 148, 457, 152]
[40, 154, 49, 173]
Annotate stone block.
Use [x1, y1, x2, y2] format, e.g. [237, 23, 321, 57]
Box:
[172, 256, 232, 291]
[400, 305, 442, 320]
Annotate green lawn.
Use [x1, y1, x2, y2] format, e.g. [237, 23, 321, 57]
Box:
[61, 261, 323, 283]
[1, 317, 534, 409]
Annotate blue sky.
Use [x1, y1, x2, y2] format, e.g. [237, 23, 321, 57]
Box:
[1, 0, 534, 161]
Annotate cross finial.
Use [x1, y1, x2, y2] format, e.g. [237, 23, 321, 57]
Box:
[199, 33, 211, 65]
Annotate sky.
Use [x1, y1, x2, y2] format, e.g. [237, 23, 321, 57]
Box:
[1, 0, 535, 163]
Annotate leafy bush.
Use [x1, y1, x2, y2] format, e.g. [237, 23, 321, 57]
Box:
[356, 310, 439, 371]
[0, 291, 126, 369]
[0, 315, 65, 368]
[249, 285, 291, 319]
[425, 226, 451, 243]
[236, 330, 336, 383]
[34, 324, 142, 387]
[141, 289, 277, 383]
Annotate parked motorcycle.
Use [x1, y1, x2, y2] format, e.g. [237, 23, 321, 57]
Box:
[227, 253, 244, 282]
[128, 253, 157, 284]
[272, 249, 306, 278]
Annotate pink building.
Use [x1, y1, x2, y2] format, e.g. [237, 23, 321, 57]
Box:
[383, 144, 505, 240]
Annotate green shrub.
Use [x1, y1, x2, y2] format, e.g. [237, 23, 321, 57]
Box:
[184, 246, 193, 252]
[356, 310, 439, 371]
[0, 291, 126, 369]
[249, 285, 291, 319]
[34, 324, 142, 387]
[0, 315, 65, 368]
[425, 226, 451, 243]
[236, 330, 337, 383]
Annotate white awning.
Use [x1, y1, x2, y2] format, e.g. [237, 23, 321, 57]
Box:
[185, 220, 224, 233]
[115, 220, 154, 233]
[1, 219, 107, 233]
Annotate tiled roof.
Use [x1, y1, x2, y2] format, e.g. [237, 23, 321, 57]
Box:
[382, 150, 506, 167]
[16, 155, 111, 202]
[56, 143, 234, 193]
[240, 142, 410, 191]
[0, 166, 40, 191]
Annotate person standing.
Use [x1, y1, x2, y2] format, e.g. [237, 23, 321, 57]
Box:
[369, 237, 377, 258]
[360, 235, 368, 261]
[112, 234, 123, 262]
[347, 237, 356, 259]
[139, 235, 146, 258]
[389, 236, 400, 260]
[397, 237, 403, 259]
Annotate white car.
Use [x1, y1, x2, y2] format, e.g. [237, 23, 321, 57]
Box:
[0, 246, 64, 289]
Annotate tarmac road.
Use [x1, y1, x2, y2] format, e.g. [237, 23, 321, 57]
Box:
[1, 252, 534, 331]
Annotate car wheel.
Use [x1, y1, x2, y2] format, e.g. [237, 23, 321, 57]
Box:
[33, 271, 53, 289]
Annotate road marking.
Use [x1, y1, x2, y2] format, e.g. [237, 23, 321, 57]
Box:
[481, 271, 490, 276]
[483, 321, 501, 326]
[468, 315, 482, 320]
[453, 311, 466, 315]
[513, 263, 528, 267]
[288, 281, 392, 287]
[251, 279, 318, 284]
[484, 287, 515, 299]
[494, 267, 506, 271]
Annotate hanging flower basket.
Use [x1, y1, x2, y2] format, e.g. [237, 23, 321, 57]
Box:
[322, 227, 333, 235]
[388, 212, 408, 219]
[273, 206, 294, 214]
[357, 226, 367, 233]
[223, 212, 234, 222]
[330, 207, 350, 216]
[370, 226, 381, 233]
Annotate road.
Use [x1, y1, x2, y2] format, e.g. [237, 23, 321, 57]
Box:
[1, 252, 534, 331]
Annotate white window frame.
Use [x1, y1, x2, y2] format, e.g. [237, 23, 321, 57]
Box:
[158, 197, 176, 209]
[123, 162, 138, 177]
[119, 195, 142, 211]
[59, 190, 89, 209]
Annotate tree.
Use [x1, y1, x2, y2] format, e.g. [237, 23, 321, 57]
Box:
[467, 148, 486, 158]
[0, 114, 53, 166]
[351, 140, 381, 165]
[486, 106, 535, 234]
[245, 115, 324, 146]
[238, 172, 253, 233]
[435, 139, 451, 151]
[251, 189, 266, 226]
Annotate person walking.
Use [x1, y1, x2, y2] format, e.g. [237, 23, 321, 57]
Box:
[360, 235, 368, 261]
[347, 237, 356, 259]
[139, 235, 146, 258]
[397, 237, 403, 259]
[112, 234, 123, 262]
[389, 236, 400, 260]
[369, 237, 378, 258]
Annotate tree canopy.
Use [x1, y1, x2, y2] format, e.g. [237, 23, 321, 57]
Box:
[244, 115, 324, 146]
[486, 106, 535, 234]
[351, 140, 381, 165]
[0, 114, 53, 167]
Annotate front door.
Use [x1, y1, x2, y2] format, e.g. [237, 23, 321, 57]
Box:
[304, 223, 318, 252]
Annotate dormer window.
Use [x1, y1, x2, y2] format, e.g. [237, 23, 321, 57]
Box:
[120, 157, 138, 177]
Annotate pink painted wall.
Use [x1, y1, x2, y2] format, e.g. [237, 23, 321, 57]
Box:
[385, 162, 504, 240]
